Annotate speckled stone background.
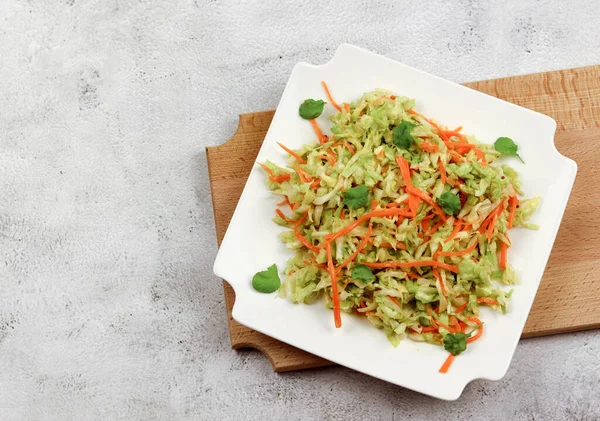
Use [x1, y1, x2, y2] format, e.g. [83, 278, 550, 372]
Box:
[1, 0, 599, 420]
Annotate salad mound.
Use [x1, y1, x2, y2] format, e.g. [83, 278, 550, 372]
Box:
[258, 83, 539, 373]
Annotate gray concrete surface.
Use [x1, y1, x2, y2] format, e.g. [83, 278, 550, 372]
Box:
[1, 0, 599, 420]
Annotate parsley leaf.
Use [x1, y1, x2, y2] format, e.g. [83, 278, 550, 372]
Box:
[299, 99, 326, 119]
[443, 324, 483, 356]
[343, 185, 369, 209]
[392, 121, 416, 149]
[351, 264, 374, 284]
[438, 192, 461, 215]
[443, 332, 468, 356]
[494, 137, 524, 163]
[252, 264, 281, 293]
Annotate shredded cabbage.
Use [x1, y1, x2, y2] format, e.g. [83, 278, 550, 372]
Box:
[262, 89, 539, 349]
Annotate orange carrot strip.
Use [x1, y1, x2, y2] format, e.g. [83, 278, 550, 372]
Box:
[336, 223, 372, 273]
[487, 214, 497, 242]
[327, 148, 337, 166]
[408, 194, 421, 217]
[419, 142, 439, 153]
[276, 142, 306, 164]
[477, 297, 499, 306]
[343, 141, 355, 155]
[428, 220, 445, 235]
[499, 240, 508, 269]
[507, 196, 519, 229]
[437, 239, 478, 257]
[325, 208, 413, 243]
[326, 242, 342, 328]
[439, 354, 455, 373]
[407, 185, 447, 221]
[433, 268, 447, 296]
[309, 119, 328, 144]
[439, 157, 447, 184]
[466, 324, 483, 344]
[258, 162, 275, 177]
[275, 209, 288, 221]
[344, 103, 350, 113]
[310, 179, 321, 189]
[474, 147, 487, 165]
[388, 296, 401, 306]
[272, 173, 291, 183]
[445, 221, 462, 243]
[321, 81, 342, 112]
[363, 260, 459, 273]
[395, 156, 412, 187]
[454, 302, 468, 314]
[294, 226, 319, 252]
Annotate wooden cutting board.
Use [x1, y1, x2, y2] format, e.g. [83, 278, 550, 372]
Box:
[207, 65, 600, 372]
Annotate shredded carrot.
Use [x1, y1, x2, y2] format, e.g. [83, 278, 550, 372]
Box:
[477, 297, 499, 306]
[258, 162, 275, 178]
[486, 214, 497, 242]
[428, 220, 445, 235]
[474, 147, 487, 165]
[419, 142, 439, 153]
[325, 207, 413, 243]
[436, 320, 456, 333]
[310, 179, 321, 189]
[295, 164, 313, 183]
[321, 81, 342, 112]
[342, 141, 355, 155]
[454, 302, 468, 314]
[276, 142, 306, 164]
[407, 185, 447, 221]
[272, 173, 291, 183]
[276, 198, 287, 206]
[421, 218, 430, 234]
[371, 200, 378, 211]
[309, 119, 328, 144]
[439, 157, 447, 184]
[432, 268, 447, 296]
[437, 238, 478, 257]
[363, 260, 459, 273]
[294, 226, 319, 252]
[409, 326, 438, 334]
[327, 148, 337, 166]
[395, 156, 412, 187]
[344, 103, 350, 113]
[445, 221, 462, 243]
[449, 315, 460, 331]
[408, 194, 421, 217]
[275, 209, 288, 221]
[388, 296, 401, 306]
[499, 240, 508, 269]
[508, 195, 519, 229]
[336, 223, 372, 273]
[325, 242, 342, 328]
[439, 354, 455, 373]
[466, 323, 483, 344]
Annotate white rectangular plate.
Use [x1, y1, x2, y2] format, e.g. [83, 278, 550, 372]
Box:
[213, 44, 577, 400]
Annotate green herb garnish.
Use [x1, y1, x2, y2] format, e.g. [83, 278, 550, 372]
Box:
[438, 192, 461, 216]
[252, 264, 281, 293]
[392, 121, 416, 149]
[494, 137, 524, 163]
[443, 324, 482, 356]
[351, 264, 374, 284]
[343, 185, 369, 209]
[299, 99, 326, 120]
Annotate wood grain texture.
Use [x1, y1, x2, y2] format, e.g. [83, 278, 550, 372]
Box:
[207, 65, 600, 372]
